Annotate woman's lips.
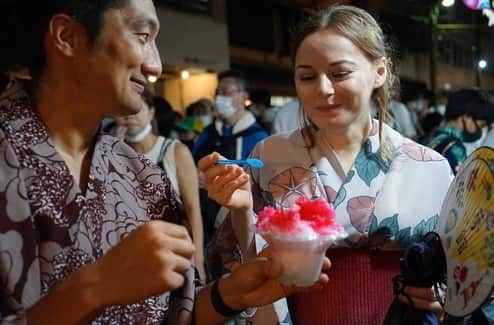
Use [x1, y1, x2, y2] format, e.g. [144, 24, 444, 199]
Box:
[315, 104, 342, 111]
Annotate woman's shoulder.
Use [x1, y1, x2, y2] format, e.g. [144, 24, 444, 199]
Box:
[173, 139, 194, 161]
[256, 129, 306, 149]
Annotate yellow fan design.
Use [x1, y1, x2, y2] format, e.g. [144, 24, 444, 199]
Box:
[438, 146, 494, 317]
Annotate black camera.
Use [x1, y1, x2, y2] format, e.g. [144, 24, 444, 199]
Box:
[383, 232, 446, 325]
[400, 232, 446, 288]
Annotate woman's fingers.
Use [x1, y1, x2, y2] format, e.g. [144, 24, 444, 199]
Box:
[403, 286, 436, 301]
[197, 152, 222, 172]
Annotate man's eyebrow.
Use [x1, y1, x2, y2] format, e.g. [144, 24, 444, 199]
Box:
[295, 64, 312, 70]
[129, 13, 159, 32]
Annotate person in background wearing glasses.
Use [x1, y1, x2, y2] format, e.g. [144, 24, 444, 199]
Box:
[192, 70, 268, 163]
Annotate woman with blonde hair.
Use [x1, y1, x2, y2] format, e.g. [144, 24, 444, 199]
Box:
[199, 5, 453, 324]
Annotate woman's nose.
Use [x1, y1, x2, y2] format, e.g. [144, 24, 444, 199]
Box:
[318, 75, 334, 97]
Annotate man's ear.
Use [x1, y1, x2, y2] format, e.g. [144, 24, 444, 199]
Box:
[46, 14, 81, 58]
[240, 91, 249, 105]
[373, 57, 387, 89]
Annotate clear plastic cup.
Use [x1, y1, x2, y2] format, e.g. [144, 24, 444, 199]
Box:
[269, 237, 331, 287]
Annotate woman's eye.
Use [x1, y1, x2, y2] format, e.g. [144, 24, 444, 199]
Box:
[332, 72, 351, 79]
[299, 76, 315, 81]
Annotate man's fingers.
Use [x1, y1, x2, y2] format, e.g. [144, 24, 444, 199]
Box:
[146, 220, 191, 240]
[322, 257, 331, 271]
[167, 238, 196, 259]
[257, 247, 271, 258]
[169, 254, 193, 274]
[160, 270, 186, 290]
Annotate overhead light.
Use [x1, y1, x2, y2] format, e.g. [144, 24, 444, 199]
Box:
[479, 59, 487, 69]
[441, 0, 455, 7]
[147, 75, 158, 83]
[181, 70, 190, 79]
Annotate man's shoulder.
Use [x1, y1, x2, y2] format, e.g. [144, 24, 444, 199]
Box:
[247, 122, 268, 135]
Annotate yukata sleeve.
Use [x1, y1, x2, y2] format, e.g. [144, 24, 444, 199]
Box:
[0, 130, 38, 324]
[159, 169, 199, 325]
[167, 266, 198, 325]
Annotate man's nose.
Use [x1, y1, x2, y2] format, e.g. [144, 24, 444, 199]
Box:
[143, 41, 162, 79]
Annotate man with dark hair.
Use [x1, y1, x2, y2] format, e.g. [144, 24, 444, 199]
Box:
[192, 70, 268, 162]
[427, 88, 488, 173]
[0, 1, 329, 324]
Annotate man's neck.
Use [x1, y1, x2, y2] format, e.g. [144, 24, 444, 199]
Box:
[224, 108, 246, 126]
[34, 74, 101, 159]
[34, 74, 102, 192]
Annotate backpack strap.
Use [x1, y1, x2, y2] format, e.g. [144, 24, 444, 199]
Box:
[157, 138, 174, 169]
[432, 137, 456, 156]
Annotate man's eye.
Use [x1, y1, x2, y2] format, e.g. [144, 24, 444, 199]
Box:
[299, 76, 315, 81]
[136, 33, 150, 42]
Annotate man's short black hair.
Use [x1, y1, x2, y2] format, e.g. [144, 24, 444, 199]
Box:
[445, 88, 485, 121]
[218, 69, 249, 93]
[1, 0, 128, 81]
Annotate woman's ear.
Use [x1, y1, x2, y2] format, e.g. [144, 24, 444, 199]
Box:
[373, 57, 387, 89]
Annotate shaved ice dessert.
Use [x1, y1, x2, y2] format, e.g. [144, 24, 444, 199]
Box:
[257, 196, 345, 286]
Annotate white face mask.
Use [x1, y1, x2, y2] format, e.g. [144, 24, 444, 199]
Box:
[125, 122, 152, 143]
[197, 115, 213, 127]
[215, 95, 237, 119]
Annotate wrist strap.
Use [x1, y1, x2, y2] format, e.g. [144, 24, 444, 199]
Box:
[211, 279, 243, 318]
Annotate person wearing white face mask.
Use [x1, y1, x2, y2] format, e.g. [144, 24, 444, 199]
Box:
[192, 70, 268, 280]
[116, 89, 207, 282]
[192, 70, 268, 163]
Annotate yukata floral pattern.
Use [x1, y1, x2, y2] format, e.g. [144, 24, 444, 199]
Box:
[0, 80, 197, 324]
[214, 120, 454, 324]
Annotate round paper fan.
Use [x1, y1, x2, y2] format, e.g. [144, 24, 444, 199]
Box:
[437, 146, 494, 317]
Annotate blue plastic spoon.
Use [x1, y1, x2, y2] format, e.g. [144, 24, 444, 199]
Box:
[216, 158, 264, 168]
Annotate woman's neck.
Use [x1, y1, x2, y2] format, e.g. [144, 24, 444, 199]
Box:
[323, 115, 372, 154]
[128, 133, 158, 154]
[321, 115, 372, 175]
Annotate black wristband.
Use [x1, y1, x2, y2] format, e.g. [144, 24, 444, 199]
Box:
[210, 279, 244, 318]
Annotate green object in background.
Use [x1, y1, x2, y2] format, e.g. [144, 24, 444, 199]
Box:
[176, 116, 204, 133]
